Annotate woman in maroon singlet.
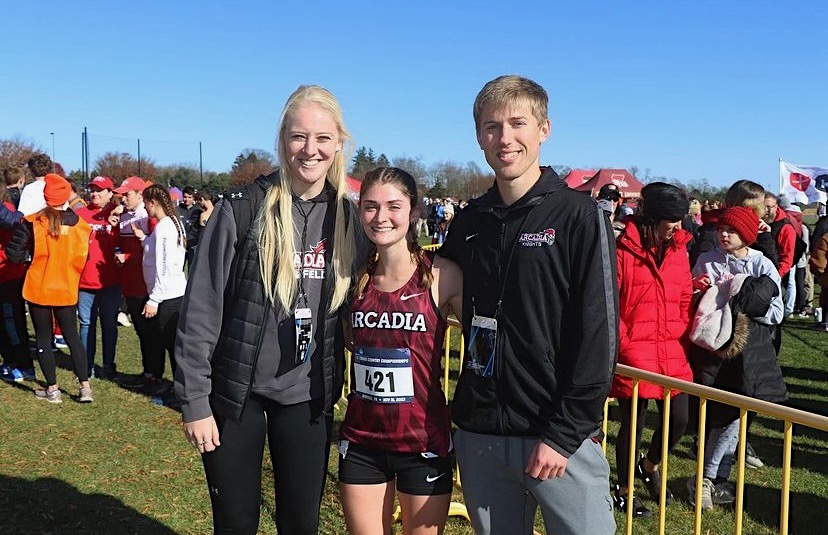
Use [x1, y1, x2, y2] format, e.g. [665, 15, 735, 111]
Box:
[338, 167, 463, 535]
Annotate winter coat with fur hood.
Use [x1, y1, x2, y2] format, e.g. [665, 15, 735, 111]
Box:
[690, 274, 788, 403]
[611, 218, 694, 399]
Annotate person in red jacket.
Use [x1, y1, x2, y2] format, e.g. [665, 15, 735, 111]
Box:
[763, 193, 796, 279]
[611, 182, 693, 517]
[76, 176, 121, 380]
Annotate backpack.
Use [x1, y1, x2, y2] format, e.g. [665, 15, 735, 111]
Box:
[770, 218, 807, 263]
[225, 171, 281, 248]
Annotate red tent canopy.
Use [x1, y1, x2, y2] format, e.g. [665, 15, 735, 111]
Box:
[345, 176, 361, 201]
[574, 168, 644, 199]
[564, 169, 596, 188]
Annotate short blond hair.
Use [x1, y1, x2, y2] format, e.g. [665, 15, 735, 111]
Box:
[473, 75, 548, 129]
[725, 179, 766, 219]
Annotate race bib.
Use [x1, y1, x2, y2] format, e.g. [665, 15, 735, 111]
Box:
[353, 346, 414, 404]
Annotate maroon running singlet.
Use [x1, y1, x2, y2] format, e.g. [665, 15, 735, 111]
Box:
[340, 259, 451, 456]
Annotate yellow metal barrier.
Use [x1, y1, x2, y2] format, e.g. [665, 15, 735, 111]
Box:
[341, 319, 828, 535]
[614, 363, 828, 535]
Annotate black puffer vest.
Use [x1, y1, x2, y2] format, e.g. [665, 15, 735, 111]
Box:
[209, 174, 347, 421]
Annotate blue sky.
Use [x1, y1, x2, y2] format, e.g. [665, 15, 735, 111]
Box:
[2, 1, 826, 191]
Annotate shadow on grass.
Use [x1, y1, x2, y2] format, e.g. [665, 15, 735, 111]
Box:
[741, 482, 827, 534]
[781, 364, 828, 385]
[0, 475, 177, 535]
[48, 348, 183, 411]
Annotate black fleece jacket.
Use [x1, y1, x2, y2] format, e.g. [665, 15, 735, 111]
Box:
[437, 167, 619, 457]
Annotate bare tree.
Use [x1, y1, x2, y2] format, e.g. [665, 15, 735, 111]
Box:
[94, 152, 157, 182]
[0, 136, 42, 174]
[230, 148, 275, 186]
[392, 155, 429, 194]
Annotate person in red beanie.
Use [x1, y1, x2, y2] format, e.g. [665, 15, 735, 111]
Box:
[6, 173, 93, 403]
[688, 206, 785, 509]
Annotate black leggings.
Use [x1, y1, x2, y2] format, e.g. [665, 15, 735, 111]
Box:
[125, 296, 162, 377]
[615, 394, 689, 486]
[202, 396, 333, 535]
[29, 303, 87, 385]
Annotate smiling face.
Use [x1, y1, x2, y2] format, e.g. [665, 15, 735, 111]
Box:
[476, 101, 550, 185]
[88, 186, 113, 209]
[283, 103, 342, 199]
[182, 192, 195, 207]
[359, 182, 413, 251]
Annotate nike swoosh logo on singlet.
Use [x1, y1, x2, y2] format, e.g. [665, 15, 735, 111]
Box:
[425, 473, 446, 483]
[400, 292, 425, 301]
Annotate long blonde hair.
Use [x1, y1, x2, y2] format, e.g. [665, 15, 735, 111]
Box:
[257, 85, 356, 313]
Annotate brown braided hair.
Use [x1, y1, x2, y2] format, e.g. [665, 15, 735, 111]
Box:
[142, 184, 186, 248]
[354, 167, 432, 299]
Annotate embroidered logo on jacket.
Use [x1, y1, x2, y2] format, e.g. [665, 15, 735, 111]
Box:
[518, 228, 556, 247]
[294, 239, 326, 280]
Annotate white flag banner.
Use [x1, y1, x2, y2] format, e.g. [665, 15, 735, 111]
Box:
[779, 160, 828, 204]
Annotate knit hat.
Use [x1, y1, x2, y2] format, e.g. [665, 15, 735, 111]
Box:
[639, 182, 689, 222]
[43, 173, 71, 207]
[718, 206, 759, 246]
[598, 183, 621, 201]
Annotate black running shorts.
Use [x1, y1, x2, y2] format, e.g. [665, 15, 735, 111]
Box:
[337, 441, 453, 496]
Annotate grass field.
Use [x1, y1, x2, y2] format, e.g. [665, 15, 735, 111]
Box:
[1, 308, 826, 534]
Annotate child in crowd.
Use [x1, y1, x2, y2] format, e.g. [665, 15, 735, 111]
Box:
[688, 206, 786, 509]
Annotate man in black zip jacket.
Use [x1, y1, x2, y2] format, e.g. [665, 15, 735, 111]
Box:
[438, 75, 618, 535]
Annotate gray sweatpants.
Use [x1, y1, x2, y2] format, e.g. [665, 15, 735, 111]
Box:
[454, 429, 616, 535]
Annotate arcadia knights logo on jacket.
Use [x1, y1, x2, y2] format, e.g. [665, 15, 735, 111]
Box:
[518, 228, 556, 247]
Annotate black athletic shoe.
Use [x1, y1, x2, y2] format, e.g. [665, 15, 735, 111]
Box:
[613, 485, 652, 518]
[636, 456, 674, 504]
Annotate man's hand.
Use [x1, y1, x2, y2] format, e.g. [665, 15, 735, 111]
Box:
[525, 440, 568, 480]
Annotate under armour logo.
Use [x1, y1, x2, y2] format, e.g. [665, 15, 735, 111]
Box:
[229, 192, 243, 199]
[210, 486, 220, 496]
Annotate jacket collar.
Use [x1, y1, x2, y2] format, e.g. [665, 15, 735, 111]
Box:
[470, 167, 566, 215]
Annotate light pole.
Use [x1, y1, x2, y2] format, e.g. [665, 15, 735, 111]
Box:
[50, 132, 55, 165]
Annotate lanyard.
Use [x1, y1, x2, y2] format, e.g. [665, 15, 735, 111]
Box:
[471, 193, 549, 318]
[294, 198, 318, 309]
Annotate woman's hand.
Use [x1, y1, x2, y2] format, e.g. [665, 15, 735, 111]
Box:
[142, 303, 158, 318]
[183, 416, 221, 453]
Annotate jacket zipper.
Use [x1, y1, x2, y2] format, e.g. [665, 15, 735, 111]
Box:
[496, 219, 507, 434]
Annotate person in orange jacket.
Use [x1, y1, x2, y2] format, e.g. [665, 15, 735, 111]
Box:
[7, 173, 92, 403]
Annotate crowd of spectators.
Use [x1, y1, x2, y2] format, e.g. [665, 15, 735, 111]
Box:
[0, 152, 214, 402]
